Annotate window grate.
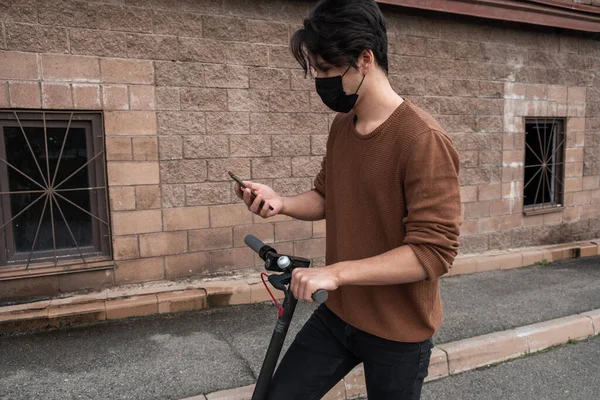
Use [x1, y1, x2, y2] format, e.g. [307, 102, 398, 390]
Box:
[523, 118, 565, 214]
[0, 111, 111, 270]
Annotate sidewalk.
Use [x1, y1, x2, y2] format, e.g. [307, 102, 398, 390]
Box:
[1, 241, 597, 336]
[1, 255, 599, 400]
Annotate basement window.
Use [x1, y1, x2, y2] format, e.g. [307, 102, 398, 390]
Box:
[0, 111, 111, 270]
[523, 118, 565, 215]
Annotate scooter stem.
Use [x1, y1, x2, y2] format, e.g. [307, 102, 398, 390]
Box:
[251, 289, 298, 400]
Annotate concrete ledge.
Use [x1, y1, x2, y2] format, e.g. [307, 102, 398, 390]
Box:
[582, 310, 600, 335]
[206, 385, 254, 400]
[516, 315, 594, 352]
[0, 240, 597, 335]
[428, 347, 450, 380]
[192, 309, 600, 400]
[106, 294, 158, 320]
[449, 240, 597, 277]
[438, 330, 529, 374]
[158, 290, 207, 314]
[203, 281, 252, 307]
[343, 365, 366, 399]
[0, 301, 50, 322]
[0, 275, 287, 334]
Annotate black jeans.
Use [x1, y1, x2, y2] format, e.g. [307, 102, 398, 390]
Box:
[267, 305, 433, 400]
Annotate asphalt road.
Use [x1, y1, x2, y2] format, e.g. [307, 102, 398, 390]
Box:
[435, 256, 600, 343]
[422, 336, 600, 400]
[1, 256, 599, 399]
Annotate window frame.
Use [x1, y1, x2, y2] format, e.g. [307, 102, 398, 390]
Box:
[0, 111, 112, 271]
[522, 117, 566, 216]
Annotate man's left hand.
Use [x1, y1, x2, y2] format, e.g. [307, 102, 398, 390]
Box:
[290, 265, 341, 302]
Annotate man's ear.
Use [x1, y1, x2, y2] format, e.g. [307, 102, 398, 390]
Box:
[358, 49, 375, 73]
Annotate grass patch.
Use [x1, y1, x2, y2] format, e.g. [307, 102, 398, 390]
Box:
[535, 259, 552, 265]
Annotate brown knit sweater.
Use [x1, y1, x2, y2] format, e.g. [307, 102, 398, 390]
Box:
[313, 99, 461, 343]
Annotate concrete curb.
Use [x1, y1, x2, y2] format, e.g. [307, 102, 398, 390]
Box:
[0, 278, 285, 334]
[0, 240, 598, 334]
[185, 309, 600, 400]
[449, 240, 598, 276]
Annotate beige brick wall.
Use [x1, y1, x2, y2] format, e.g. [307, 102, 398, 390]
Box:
[0, 0, 598, 291]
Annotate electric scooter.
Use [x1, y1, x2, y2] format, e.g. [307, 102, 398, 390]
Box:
[244, 235, 328, 400]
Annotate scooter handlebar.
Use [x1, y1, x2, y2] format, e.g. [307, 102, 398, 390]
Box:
[312, 289, 328, 304]
[244, 235, 328, 304]
[244, 234, 265, 255]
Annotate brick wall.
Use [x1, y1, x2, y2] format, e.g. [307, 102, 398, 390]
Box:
[0, 0, 599, 293]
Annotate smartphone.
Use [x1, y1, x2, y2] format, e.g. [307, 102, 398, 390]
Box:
[228, 171, 274, 211]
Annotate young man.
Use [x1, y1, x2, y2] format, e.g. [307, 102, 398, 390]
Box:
[234, 0, 461, 398]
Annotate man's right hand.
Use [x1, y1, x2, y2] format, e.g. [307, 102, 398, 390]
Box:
[234, 181, 284, 219]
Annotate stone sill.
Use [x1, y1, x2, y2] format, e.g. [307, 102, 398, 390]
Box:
[0, 258, 114, 281]
[522, 205, 565, 216]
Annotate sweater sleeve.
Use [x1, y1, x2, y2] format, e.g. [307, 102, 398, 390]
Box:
[402, 130, 461, 280]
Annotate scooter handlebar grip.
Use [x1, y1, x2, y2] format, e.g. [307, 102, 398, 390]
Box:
[312, 290, 328, 304]
[244, 235, 265, 254]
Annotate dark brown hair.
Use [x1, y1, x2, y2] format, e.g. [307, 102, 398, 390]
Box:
[291, 0, 389, 75]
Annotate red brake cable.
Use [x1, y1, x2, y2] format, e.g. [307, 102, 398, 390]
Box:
[261, 272, 284, 317]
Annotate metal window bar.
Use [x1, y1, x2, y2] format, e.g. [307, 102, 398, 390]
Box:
[523, 118, 565, 213]
[0, 111, 111, 270]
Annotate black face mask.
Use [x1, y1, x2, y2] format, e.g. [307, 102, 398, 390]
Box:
[315, 66, 366, 113]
